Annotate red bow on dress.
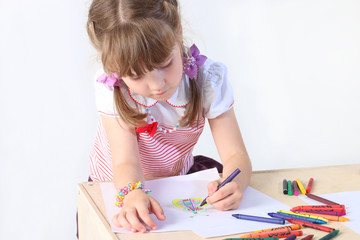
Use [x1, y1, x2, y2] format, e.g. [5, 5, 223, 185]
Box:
[136, 122, 158, 137]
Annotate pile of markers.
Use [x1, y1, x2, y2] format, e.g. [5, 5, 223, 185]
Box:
[226, 178, 348, 239]
[225, 222, 308, 239]
[282, 178, 313, 196]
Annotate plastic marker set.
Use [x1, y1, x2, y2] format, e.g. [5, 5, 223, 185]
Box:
[228, 178, 347, 239]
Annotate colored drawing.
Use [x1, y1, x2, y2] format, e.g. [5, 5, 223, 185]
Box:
[172, 198, 209, 217]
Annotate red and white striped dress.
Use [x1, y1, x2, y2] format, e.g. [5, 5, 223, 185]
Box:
[89, 59, 234, 181]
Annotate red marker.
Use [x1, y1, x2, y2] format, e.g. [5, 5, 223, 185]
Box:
[286, 219, 335, 233]
[306, 178, 314, 193]
[301, 235, 314, 240]
[305, 193, 340, 205]
[291, 205, 345, 213]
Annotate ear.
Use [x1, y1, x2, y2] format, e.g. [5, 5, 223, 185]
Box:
[177, 24, 183, 36]
[176, 25, 184, 52]
[176, 24, 183, 42]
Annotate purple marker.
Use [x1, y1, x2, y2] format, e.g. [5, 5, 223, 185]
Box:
[232, 214, 285, 224]
[200, 168, 241, 206]
[296, 210, 346, 216]
[284, 234, 297, 240]
[293, 180, 299, 196]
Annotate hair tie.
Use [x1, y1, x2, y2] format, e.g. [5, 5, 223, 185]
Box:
[96, 72, 121, 87]
[183, 44, 207, 80]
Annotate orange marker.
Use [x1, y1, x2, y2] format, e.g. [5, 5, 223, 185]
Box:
[306, 178, 314, 193]
[240, 229, 303, 238]
[252, 224, 302, 233]
[294, 211, 349, 222]
[287, 219, 335, 233]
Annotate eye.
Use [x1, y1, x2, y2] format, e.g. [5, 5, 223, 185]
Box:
[161, 60, 172, 69]
[130, 76, 142, 81]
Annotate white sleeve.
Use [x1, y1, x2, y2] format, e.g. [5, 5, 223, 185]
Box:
[94, 71, 120, 118]
[200, 61, 235, 119]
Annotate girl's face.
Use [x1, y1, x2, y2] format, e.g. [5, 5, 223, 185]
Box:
[122, 44, 183, 102]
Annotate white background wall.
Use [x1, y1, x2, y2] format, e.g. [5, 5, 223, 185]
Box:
[0, 0, 359, 239]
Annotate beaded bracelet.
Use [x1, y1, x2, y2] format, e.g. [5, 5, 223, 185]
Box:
[115, 181, 151, 208]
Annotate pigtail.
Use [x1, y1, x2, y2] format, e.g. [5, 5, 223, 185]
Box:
[114, 86, 147, 127]
[86, 21, 99, 50]
[181, 79, 202, 127]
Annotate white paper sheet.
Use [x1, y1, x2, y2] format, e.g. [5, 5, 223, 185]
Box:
[100, 168, 291, 238]
[300, 191, 360, 235]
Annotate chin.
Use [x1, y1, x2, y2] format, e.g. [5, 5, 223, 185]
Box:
[153, 91, 173, 101]
[154, 96, 169, 101]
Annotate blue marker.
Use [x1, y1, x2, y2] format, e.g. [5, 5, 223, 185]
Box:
[268, 212, 327, 224]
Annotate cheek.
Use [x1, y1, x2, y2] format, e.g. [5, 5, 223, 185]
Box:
[168, 63, 183, 86]
[123, 80, 148, 95]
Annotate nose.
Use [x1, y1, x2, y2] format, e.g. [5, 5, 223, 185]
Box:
[147, 70, 165, 91]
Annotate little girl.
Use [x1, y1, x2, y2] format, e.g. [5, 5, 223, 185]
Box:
[87, 0, 252, 233]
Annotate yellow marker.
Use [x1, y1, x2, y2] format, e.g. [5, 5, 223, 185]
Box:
[296, 179, 306, 194]
[278, 210, 328, 223]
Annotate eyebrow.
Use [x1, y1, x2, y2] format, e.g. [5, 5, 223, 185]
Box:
[160, 57, 173, 67]
[127, 48, 176, 77]
[160, 48, 176, 66]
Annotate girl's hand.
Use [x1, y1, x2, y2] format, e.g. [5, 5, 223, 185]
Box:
[112, 190, 166, 233]
[205, 178, 243, 211]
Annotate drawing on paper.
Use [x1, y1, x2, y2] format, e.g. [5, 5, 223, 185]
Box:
[172, 198, 209, 217]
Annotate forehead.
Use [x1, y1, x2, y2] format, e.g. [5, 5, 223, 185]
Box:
[126, 45, 180, 77]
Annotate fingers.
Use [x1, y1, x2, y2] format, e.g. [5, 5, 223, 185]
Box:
[207, 180, 220, 196]
[111, 197, 166, 233]
[135, 197, 166, 232]
[112, 210, 131, 231]
[149, 197, 166, 221]
[126, 209, 147, 233]
[206, 182, 243, 211]
[112, 213, 123, 228]
[112, 208, 148, 233]
[137, 206, 157, 231]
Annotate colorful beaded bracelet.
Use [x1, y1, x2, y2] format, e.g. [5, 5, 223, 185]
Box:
[115, 181, 151, 208]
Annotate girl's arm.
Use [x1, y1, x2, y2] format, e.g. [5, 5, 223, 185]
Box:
[101, 115, 143, 190]
[206, 108, 252, 210]
[101, 116, 166, 232]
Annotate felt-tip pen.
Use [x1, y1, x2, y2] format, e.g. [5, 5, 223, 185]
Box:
[232, 214, 285, 224]
[268, 212, 327, 224]
[200, 168, 241, 206]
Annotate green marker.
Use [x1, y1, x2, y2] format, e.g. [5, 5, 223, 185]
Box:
[319, 230, 339, 240]
[287, 180, 293, 195]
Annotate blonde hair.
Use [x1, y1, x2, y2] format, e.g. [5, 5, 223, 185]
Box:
[87, 0, 202, 127]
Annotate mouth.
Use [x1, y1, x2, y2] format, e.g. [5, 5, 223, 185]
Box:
[155, 90, 167, 96]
